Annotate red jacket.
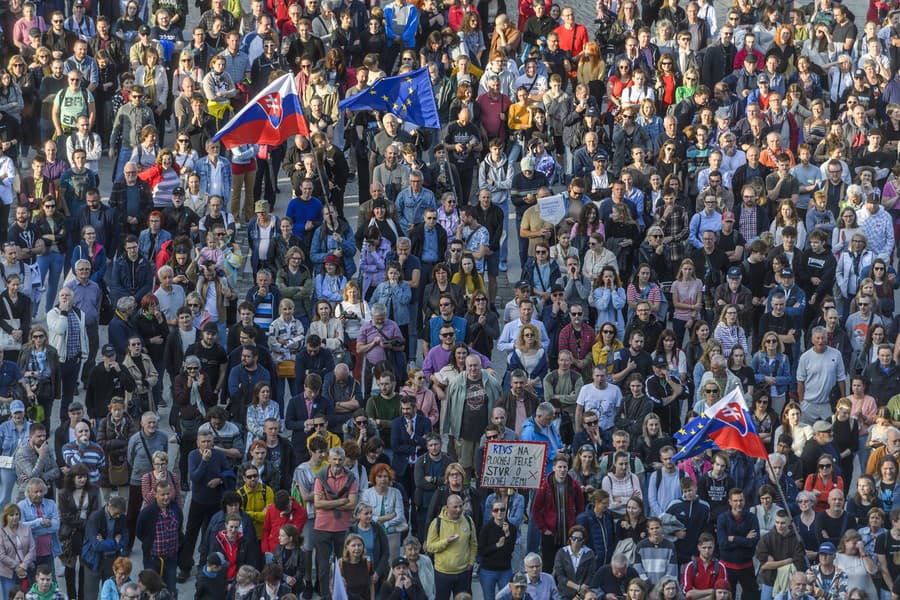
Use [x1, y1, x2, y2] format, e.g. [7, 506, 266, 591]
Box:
[532, 472, 584, 541]
[261, 498, 307, 554]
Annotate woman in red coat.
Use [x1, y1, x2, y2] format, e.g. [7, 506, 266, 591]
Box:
[261, 489, 308, 557]
[532, 454, 585, 570]
[803, 456, 844, 512]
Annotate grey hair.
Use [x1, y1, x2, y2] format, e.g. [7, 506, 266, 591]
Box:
[122, 583, 140, 596]
[768, 452, 786, 467]
[328, 447, 346, 460]
[74, 259, 91, 271]
[27, 477, 47, 493]
[152, 450, 168, 463]
[524, 552, 542, 567]
[257, 268, 272, 281]
[397, 237, 411, 247]
[157, 265, 174, 278]
[558, 350, 574, 361]
[117, 296, 135, 312]
[811, 326, 828, 337]
[354, 501, 373, 518]
[334, 362, 350, 375]
[402, 535, 421, 550]
[535, 402, 555, 418]
[184, 355, 201, 368]
[611, 553, 628, 567]
[796, 490, 816, 505]
[371, 303, 386, 316]
[710, 355, 727, 369]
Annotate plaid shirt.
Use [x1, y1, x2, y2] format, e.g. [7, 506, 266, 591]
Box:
[654, 204, 689, 264]
[65, 312, 82, 359]
[558, 323, 595, 361]
[738, 207, 759, 244]
[151, 506, 179, 558]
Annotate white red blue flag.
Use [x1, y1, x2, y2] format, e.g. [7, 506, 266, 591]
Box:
[672, 387, 769, 461]
[212, 73, 309, 148]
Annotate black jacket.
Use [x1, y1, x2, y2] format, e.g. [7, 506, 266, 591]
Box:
[478, 519, 518, 571]
[409, 222, 448, 263]
[108, 180, 153, 239]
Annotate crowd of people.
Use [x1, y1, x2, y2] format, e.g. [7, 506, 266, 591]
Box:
[0, 0, 897, 598]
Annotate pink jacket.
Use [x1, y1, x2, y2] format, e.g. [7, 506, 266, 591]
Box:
[401, 385, 439, 426]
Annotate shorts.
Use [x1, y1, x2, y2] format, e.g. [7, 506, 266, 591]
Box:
[484, 250, 500, 277]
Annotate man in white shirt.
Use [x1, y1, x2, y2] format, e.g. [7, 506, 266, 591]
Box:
[574, 366, 623, 438]
[497, 297, 550, 351]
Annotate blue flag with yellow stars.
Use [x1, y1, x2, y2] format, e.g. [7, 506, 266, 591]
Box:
[338, 66, 441, 129]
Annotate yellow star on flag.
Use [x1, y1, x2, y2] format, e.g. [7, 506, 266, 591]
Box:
[382, 95, 389, 101]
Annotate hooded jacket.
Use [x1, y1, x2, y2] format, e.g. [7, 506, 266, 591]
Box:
[754, 523, 808, 586]
[425, 506, 478, 575]
[477, 152, 514, 207]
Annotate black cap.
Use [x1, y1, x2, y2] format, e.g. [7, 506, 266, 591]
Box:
[207, 552, 226, 567]
[780, 267, 794, 277]
[391, 557, 409, 568]
[854, 69, 865, 78]
[101, 344, 116, 357]
[727, 266, 743, 279]
[592, 149, 609, 162]
[652, 354, 668, 368]
[202, 322, 218, 333]
[585, 107, 599, 117]
[172, 186, 185, 196]
[550, 284, 564, 294]
[139, 24, 151, 34]
[515, 280, 531, 290]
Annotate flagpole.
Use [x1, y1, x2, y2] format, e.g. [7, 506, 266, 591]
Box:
[764, 457, 811, 569]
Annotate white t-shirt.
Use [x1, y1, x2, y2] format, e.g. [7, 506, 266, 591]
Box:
[575, 382, 623, 430]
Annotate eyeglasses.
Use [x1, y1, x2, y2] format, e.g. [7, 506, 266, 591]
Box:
[765, 339, 777, 344]
[492, 507, 507, 513]
[439, 302, 452, 307]
[355, 420, 367, 426]
[704, 389, 720, 394]
[188, 303, 201, 308]
[584, 420, 598, 426]
[602, 329, 614, 334]
[244, 473, 259, 479]
[43, 203, 55, 208]
[858, 302, 870, 307]
[570, 536, 584, 542]
[314, 422, 327, 428]
[818, 463, 832, 469]
[440, 332, 455, 338]
[178, 138, 190, 143]
[570, 311, 583, 316]
[31, 334, 45, 339]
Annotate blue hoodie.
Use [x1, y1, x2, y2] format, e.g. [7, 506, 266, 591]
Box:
[520, 416, 563, 475]
[576, 504, 615, 563]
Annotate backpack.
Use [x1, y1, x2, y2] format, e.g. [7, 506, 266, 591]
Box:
[684, 558, 721, 587]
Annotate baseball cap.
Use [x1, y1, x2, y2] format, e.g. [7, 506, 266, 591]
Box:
[652, 355, 668, 368]
[727, 266, 743, 279]
[813, 420, 832, 433]
[173, 186, 185, 196]
[515, 280, 532, 291]
[9, 400, 24, 413]
[101, 344, 116, 357]
[722, 211, 735, 222]
[202, 322, 219, 334]
[818, 542, 837, 555]
[139, 24, 151, 34]
[254, 200, 269, 213]
[756, 73, 769, 84]
[550, 284, 564, 295]
[715, 107, 731, 120]
[585, 106, 599, 117]
[592, 149, 609, 162]
[391, 557, 409, 568]
[780, 267, 794, 277]
[854, 69, 865, 78]
[520, 157, 535, 172]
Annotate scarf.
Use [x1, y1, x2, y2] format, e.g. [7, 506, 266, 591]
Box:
[316, 467, 355, 518]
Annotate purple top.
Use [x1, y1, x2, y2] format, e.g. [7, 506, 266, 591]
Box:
[422, 345, 491, 378]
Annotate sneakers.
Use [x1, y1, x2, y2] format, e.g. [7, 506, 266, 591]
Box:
[499, 262, 508, 272]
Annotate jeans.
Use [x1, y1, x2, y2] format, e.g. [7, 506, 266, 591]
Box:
[0, 467, 15, 507]
[59, 356, 81, 420]
[0, 576, 15, 600]
[479, 568, 511, 600]
[312, 529, 347, 600]
[146, 554, 177, 594]
[113, 146, 133, 183]
[37, 251, 64, 315]
[434, 569, 472, 600]
[498, 201, 509, 267]
[761, 583, 774, 600]
[81, 324, 99, 387]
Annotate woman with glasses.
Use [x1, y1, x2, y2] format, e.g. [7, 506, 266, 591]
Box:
[477, 499, 518, 600]
[552, 524, 596, 600]
[792, 490, 820, 560]
[751, 332, 790, 418]
[591, 322, 622, 375]
[505, 323, 548, 396]
[606, 60, 632, 114]
[140, 450, 182, 510]
[16, 324, 58, 430]
[172, 354, 215, 487]
[58, 463, 100, 600]
[96, 397, 137, 499]
[674, 66, 698, 104]
[464, 291, 499, 359]
[171, 131, 197, 181]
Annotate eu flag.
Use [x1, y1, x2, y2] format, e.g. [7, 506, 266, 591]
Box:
[672, 388, 769, 462]
[338, 66, 441, 129]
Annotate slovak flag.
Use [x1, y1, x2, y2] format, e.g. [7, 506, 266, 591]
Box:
[672, 387, 769, 462]
[212, 73, 309, 149]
